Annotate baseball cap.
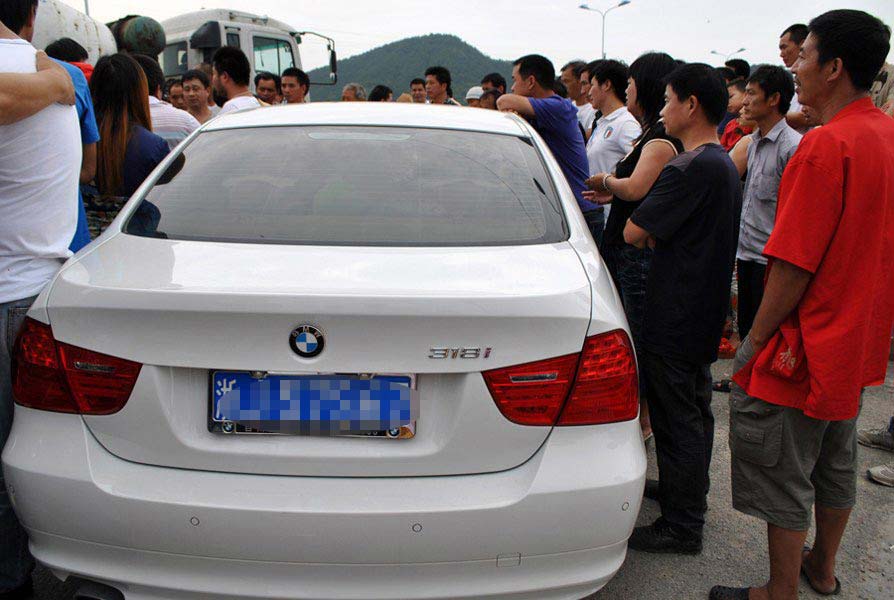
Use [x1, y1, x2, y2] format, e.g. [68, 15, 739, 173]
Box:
[465, 86, 484, 100]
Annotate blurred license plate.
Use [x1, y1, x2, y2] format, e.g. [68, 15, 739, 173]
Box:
[210, 372, 417, 438]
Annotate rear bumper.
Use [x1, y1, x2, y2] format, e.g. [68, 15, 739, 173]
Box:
[28, 532, 628, 600]
[3, 408, 646, 599]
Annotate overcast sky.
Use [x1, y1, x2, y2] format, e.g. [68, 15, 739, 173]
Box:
[60, 0, 894, 73]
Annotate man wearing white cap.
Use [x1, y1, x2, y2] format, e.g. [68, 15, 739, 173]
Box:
[465, 85, 484, 107]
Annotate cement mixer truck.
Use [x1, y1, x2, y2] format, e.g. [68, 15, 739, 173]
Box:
[32, 0, 337, 88]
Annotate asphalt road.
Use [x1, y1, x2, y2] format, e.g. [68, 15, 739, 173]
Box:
[596, 360, 894, 600]
[26, 360, 894, 600]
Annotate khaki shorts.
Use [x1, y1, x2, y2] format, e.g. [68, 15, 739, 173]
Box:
[729, 336, 860, 531]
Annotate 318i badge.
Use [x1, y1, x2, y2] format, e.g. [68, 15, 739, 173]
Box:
[428, 346, 492, 359]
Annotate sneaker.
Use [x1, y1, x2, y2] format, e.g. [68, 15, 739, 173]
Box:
[857, 423, 894, 452]
[868, 463, 894, 487]
[628, 517, 702, 554]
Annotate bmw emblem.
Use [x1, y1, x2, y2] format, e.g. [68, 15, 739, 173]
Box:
[289, 325, 324, 358]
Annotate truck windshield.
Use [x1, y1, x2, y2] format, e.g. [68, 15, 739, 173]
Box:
[125, 126, 568, 247]
[253, 37, 295, 74]
[160, 42, 188, 77]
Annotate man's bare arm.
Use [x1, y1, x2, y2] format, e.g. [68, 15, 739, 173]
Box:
[729, 135, 752, 178]
[0, 52, 75, 125]
[787, 105, 821, 130]
[747, 259, 812, 348]
[496, 93, 535, 118]
[785, 110, 808, 130]
[623, 219, 653, 249]
[597, 141, 677, 202]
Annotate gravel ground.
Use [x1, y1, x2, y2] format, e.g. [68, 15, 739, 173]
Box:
[26, 360, 894, 600]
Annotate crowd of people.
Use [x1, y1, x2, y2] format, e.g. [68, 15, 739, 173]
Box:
[2, 0, 894, 598]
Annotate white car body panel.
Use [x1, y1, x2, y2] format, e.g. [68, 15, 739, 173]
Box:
[49, 236, 593, 374]
[4, 104, 645, 599]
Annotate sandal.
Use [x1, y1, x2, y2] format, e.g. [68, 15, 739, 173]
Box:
[712, 379, 732, 393]
[801, 545, 841, 596]
[708, 585, 750, 599]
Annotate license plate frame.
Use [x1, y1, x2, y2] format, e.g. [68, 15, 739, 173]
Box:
[208, 371, 417, 438]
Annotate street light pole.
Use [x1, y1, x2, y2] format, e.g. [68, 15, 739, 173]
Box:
[711, 47, 747, 61]
[579, 1, 632, 59]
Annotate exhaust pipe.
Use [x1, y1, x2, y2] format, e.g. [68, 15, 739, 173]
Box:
[73, 580, 125, 600]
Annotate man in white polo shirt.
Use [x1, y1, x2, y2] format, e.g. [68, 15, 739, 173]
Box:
[561, 60, 596, 135]
[0, 1, 81, 596]
[585, 59, 641, 230]
[133, 53, 199, 150]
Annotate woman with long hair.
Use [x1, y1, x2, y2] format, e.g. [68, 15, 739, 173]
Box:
[583, 52, 684, 443]
[89, 53, 168, 197]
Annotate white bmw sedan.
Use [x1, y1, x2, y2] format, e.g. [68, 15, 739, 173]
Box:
[4, 103, 646, 600]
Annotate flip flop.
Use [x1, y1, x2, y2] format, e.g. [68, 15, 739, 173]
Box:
[800, 545, 841, 596]
[708, 585, 749, 599]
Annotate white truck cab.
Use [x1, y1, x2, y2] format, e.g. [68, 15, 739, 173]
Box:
[32, 2, 337, 90]
[159, 9, 337, 89]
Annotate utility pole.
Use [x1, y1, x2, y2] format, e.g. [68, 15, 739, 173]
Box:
[711, 48, 747, 61]
[579, 1, 633, 59]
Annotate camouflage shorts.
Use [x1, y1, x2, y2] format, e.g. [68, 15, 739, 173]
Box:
[728, 336, 860, 530]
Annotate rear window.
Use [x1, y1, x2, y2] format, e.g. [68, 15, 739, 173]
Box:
[125, 126, 568, 246]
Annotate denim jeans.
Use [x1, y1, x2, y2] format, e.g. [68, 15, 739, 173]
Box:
[602, 244, 653, 395]
[1, 296, 36, 591]
[601, 245, 652, 347]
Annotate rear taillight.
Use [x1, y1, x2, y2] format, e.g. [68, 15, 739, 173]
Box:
[12, 317, 141, 415]
[483, 329, 638, 427]
[482, 353, 578, 425]
[557, 330, 639, 425]
[12, 317, 71, 411]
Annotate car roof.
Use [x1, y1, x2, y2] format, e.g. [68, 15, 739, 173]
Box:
[202, 102, 531, 137]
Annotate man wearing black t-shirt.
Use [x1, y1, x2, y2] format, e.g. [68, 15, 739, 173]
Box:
[624, 64, 740, 554]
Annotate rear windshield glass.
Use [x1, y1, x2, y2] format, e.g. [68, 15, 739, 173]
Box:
[125, 126, 567, 246]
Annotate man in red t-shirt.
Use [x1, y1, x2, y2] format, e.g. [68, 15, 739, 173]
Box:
[711, 10, 894, 600]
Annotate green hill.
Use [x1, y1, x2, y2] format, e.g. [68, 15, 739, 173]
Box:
[307, 34, 513, 102]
